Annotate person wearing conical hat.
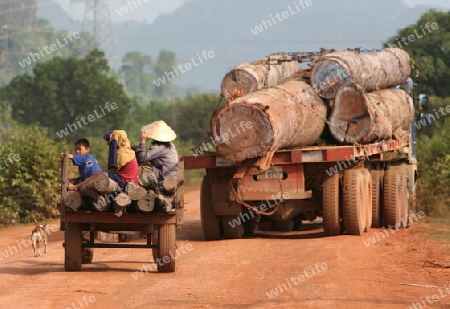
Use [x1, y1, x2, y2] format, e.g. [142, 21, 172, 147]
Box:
[103, 129, 139, 187]
[133, 120, 179, 185]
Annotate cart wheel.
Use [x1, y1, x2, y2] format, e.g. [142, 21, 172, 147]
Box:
[322, 173, 341, 236]
[64, 222, 82, 271]
[370, 170, 383, 228]
[81, 231, 93, 264]
[343, 169, 366, 235]
[362, 169, 372, 232]
[157, 224, 176, 273]
[383, 170, 402, 229]
[222, 215, 245, 238]
[200, 175, 222, 240]
[151, 229, 158, 262]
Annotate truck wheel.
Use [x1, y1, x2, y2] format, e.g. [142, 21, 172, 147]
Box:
[343, 169, 366, 235]
[370, 170, 383, 228]
[399, 172, 409, 228]
[383, 170, 402, 229]
[200, 175, 222, 240]
[322, 173, 341, 236]
[222, 216, 245, 238]
[362, 169, 372, 232]
[64, 222, 82, 271]
[157, 224, 176, 273]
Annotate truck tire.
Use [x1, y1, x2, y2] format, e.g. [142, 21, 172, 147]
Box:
[399, 172, 409, 228]
[157, 224, 176, 273]
[200, 175, 222, 240]
[343, 169, 366, 235]
[370, 170, 383, 228]
[64, 222, 82, 271]
[322, 173, 341, 236]
[362, 169, 372, 232]
[383, 170, 402, 229]
[222, 215, 245, 238]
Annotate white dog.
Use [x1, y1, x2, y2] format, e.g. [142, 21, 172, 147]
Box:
[30, 219, 47, 257]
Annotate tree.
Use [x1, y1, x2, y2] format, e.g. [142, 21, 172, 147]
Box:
[384, 10, 450, 97]
[1, 49, 132, 144]
[152, 49, 176, 98]
[0, 126, 67, 226]
[122, 51, 153, 99]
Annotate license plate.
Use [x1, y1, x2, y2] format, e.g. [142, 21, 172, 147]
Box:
[256, 166, 283, 180]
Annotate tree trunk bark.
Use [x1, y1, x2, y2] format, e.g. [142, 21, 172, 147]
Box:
[156, 194, 175, 213]
[311, 48, 411, 99]
[212, 79, 327, 162]
[220, 55, 298, 101]
[329, 82, 414, 144]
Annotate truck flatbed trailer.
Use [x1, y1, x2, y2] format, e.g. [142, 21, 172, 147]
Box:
[183, 135, 417, 240]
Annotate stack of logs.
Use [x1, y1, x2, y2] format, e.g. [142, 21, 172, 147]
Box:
[64, 167, 177, 217]
[213, 48, 415, 163]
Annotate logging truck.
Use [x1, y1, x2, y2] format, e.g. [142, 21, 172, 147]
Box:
[59, 154, 184, 272]
[183, 48, 419, 239]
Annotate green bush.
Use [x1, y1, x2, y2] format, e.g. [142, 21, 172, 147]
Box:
[0, 126, 67, 226]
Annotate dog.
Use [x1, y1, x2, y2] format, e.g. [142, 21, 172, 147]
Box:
[30, 219, 48, 257]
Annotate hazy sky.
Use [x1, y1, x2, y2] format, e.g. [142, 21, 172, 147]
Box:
[52, 0, 450, 23]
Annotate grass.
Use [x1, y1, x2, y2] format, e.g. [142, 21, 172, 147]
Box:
[415, 216, 450, 247]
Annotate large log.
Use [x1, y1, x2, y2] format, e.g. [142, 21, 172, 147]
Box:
[311, 48, 411, 99]
[212, 79, 327, 162]
[221, 55, 298, 101]
[64, 191, 84, 211]
[329, 82, 414, 144]
[134, 190, 156, 213]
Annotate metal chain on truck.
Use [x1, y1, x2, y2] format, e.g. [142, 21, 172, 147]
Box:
[229, 163, 286, 216]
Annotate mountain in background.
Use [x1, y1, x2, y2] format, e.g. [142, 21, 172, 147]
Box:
[35, 0, 442, 92]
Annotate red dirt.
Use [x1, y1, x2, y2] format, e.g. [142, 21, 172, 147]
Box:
[1, 189, 450, 309]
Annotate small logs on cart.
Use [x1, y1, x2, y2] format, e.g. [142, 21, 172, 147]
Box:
[138, 166, 159, 192]
[162, 177, 177, 195]
[63, 191, 84, 211]
[133, 190, 156, 213]
[79, 184, 111, 212]
[113, 192, 132, 217]
[329, 82, 414, 144]
[220, 54, 299, 101]
[156, 194, 175, 213]
[125, 182, 147, 200]
[311, 48, 411, 99]
[93, 172, 120, 193]
[212, 79, 327, 162]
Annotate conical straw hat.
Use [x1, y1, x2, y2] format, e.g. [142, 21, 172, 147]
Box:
[141, 120, 176, 142]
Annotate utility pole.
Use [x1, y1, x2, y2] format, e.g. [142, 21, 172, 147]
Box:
[71, 0, 126, 89]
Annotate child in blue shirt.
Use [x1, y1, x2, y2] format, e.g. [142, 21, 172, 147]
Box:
[65, 138, 102, 189]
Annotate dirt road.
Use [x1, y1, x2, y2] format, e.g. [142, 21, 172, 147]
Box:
[1, 189, 450, 309]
